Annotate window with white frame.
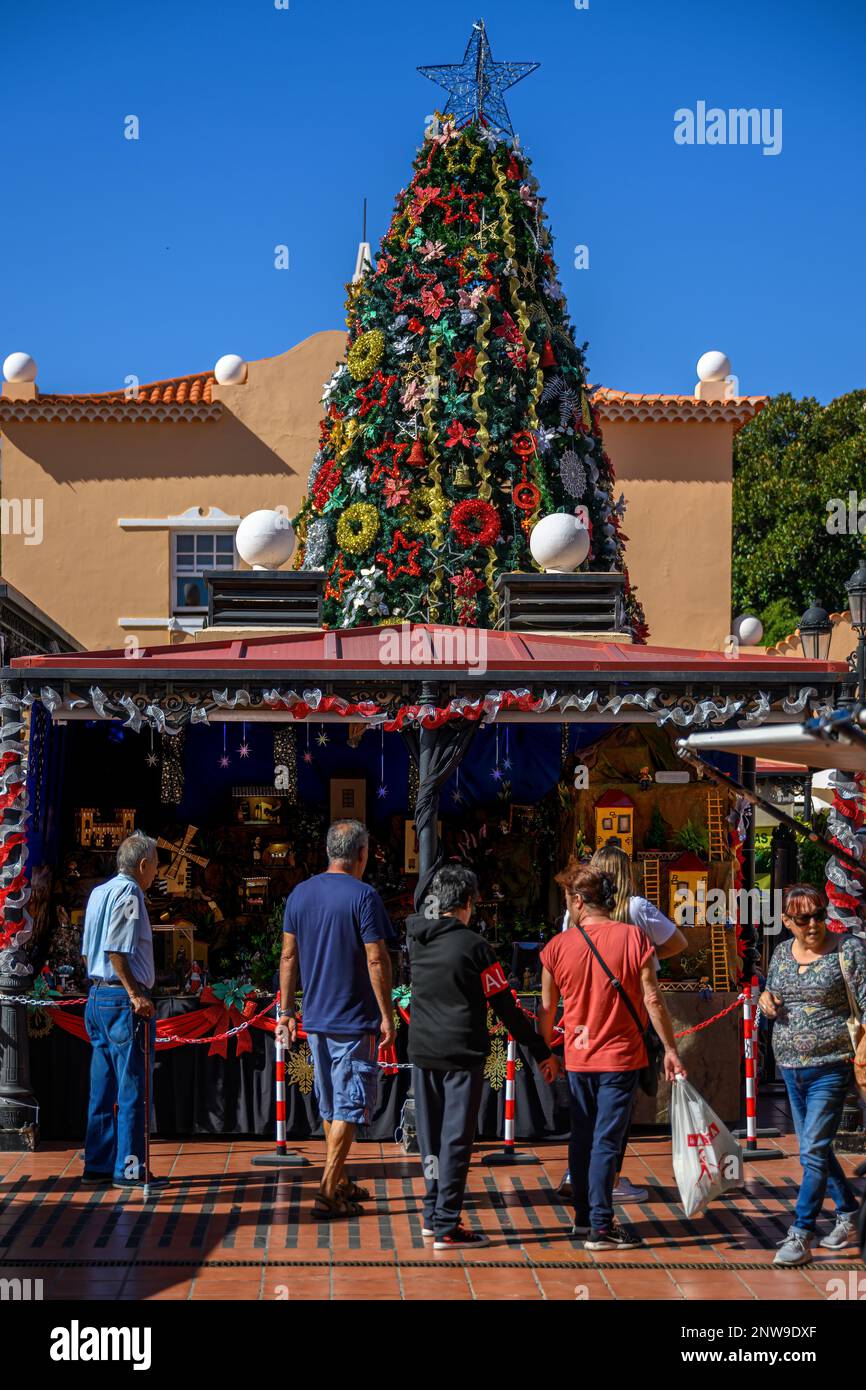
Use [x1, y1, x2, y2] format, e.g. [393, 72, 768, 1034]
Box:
[173, 533, 235, 613]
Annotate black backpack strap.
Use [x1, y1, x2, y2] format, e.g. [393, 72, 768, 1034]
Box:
[574, 921, 646, 1042]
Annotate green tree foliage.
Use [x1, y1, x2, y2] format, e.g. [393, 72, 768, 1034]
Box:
[732, 390, 866, 633]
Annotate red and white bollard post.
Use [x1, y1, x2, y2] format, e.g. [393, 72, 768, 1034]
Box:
[483, 1035, 540, 1167]
[251, 1001, 308, 1168]
[733, 977, 782, 1161]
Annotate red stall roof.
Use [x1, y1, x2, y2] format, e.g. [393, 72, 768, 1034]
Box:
[7, 624, 849, 682]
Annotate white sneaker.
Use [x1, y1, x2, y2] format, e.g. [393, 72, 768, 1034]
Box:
[612, 1177, 649, 1203]
[819, 1215, 856, 1250]
[773, 1228, 814, 1267]
[421, 1226, 435, 1237]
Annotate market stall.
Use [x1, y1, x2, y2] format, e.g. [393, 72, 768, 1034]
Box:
[0, 622, 848, 1145]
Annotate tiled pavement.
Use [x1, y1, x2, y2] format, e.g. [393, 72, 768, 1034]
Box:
[1, 1119, 863, 1301]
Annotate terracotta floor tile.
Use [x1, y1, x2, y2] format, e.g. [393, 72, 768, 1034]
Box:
[463, 1268, 543, 1300]
[261, 1272, 331, 1300]
[330, 1269, 402, 1299]
[736, 1269, 825, 1300]
[602, 1271, 682, 1299]
[399, 1268, 473, 1300]
[534, 1270, 616, 1301]
[4, 1126, 846, 1302]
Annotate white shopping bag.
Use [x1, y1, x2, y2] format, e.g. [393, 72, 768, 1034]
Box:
[670, 1076, 743, 1218]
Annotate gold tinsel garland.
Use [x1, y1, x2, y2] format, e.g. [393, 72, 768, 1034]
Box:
[421, 339, 447, 621]
[347, 329, 386, 381]
[469, 295, 500, 618]
[403, 486, 446, 536]
[494, 155, 545, 535]
[336, 502, 380, 555]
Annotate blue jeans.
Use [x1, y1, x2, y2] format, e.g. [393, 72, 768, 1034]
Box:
[779, 1060, 858, 1233]
[567, 1070, 640, 1230]
[84, 986, 154, 1180]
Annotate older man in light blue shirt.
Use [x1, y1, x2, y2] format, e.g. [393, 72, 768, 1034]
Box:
[81, 832, 166, 1189]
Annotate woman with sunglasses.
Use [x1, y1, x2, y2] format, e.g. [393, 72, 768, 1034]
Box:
[759, 883, 866, 1266]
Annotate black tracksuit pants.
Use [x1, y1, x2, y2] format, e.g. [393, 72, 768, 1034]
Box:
[413, 1064, 485, 1235]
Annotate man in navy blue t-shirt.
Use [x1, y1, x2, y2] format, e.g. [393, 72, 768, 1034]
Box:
[277, 819, 394, 1220]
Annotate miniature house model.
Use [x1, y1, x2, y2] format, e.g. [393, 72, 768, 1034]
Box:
[668, 850, 709, 926]
[594, 790, 635, 858]
[75, 807, 136, 849]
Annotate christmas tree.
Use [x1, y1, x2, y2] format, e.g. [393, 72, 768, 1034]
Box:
[294, 21, 647, 639]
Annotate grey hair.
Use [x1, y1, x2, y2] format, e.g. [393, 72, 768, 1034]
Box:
[429, 864, 479, 914]
[326, 819, 369, 866]
[117, 832, 158, 876]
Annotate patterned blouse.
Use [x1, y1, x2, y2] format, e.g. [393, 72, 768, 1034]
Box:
[766, 933, 866, 1069]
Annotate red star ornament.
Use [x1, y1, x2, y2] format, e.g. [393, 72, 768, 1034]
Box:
[377, 531, 424, 581]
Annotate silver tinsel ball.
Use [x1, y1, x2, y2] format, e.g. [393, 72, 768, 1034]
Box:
[560, 450, 587, 499]
[304, 517, 330, 568]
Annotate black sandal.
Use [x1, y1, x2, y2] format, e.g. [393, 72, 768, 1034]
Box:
[311, 1191, 364, 1221]
[337, 1175, 372, 1201]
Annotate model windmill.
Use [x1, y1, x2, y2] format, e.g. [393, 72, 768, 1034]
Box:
[156, 826, 209, 895]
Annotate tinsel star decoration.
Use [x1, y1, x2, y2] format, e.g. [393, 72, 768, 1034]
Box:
[316, 730, 330, 747]
[145, 752, 159, 768]
[377, 784, 389, 799]
[219, 755, 231, 769]
[237, 742, 251, 759]
[418, 19, 539, 141]
[303, 751, 314, 764]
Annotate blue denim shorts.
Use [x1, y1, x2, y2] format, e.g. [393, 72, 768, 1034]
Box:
[307, 1031, 380, 1125]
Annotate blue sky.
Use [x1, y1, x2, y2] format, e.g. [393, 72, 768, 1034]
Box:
[2, 0, 864, 401]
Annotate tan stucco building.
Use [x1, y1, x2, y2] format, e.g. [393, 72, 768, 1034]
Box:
[0, 331, 765, 652]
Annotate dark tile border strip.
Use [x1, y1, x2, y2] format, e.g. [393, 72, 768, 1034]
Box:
[0, 1255, 859, 1271]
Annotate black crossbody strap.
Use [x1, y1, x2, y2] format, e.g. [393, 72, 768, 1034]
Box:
[574, 921, 646, 1042]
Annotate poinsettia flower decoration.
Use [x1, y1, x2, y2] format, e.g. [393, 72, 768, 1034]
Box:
[382, 475, 411, 509]
[444, 420, 477, 450]
[420, 283, 453, 319]
[410, 185, 441, 220]
[401, 379, 427, 412]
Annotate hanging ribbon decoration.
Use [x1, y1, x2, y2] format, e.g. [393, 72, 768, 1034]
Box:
[0, 697, 32, 974]
[825, 769, 866, 932]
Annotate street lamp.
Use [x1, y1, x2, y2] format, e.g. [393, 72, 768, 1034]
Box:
[798, 598, 832, 662]
[845, 559, 866, 702]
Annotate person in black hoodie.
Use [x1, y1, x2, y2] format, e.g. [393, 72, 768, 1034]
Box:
[406, 863, 558, 1249]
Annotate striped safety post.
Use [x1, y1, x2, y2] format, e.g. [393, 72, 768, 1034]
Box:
[251, 1000, 308, 1167]
[483, 1035, 540, 1166]
[733, 976, 782, 1161]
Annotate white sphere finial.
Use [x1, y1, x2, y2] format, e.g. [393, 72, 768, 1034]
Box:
[529, 513, 590, 573]
[732, 613, 764, 646]
[696, 350, 731, 383]
[3, 352, 37, 384]
[235, 509, 296, 570]
[214, 353, 248, 386]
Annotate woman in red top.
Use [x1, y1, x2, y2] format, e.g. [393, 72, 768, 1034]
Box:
[538, 862, 685, 1250]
